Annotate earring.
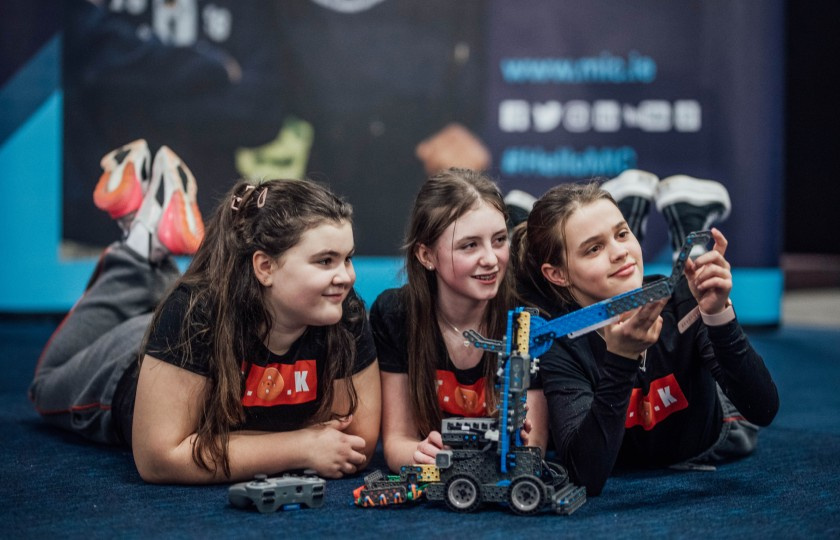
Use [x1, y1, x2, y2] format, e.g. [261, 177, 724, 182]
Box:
[427, 265, 434, 271]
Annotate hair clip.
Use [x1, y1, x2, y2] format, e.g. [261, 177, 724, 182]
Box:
[257, 187, 268, 208]
[231, 185, 256, 211]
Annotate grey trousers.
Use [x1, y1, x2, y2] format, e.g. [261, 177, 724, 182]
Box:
[670, 384, 760, 471]
[29, 243, 179, 444]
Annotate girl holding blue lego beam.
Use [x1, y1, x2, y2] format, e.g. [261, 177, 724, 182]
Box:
[512, 175, 778, 496]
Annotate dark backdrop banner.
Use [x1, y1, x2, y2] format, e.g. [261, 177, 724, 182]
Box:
[483, 0, 784, 267]
[60, 0, 783, 265]
[61, 0, 485, 257]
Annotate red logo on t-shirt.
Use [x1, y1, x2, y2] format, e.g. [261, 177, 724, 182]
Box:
[241, 359, 317, 407]
[625, 373, 689, 430]
[436, 370, 487, 417]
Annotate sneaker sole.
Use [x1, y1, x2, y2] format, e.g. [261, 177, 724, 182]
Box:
[504, 189, 537, 211]
[93, 139, 150, 219]
[93, 162, 144, 219]
[158, 190, 204, 255]
[601, 169, 659, 201]
[655, 175, 731, 220]
[154, 146, 205, 255]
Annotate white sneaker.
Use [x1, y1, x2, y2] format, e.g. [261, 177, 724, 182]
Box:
[601, 169, 660, 241]
[655, 175, 731, 256]
[601, 169, 659, 202]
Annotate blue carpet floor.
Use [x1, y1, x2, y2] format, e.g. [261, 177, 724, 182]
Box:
[2, 319, 838, 538]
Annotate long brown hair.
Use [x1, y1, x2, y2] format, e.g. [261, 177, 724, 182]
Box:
[143, 179, 362, 478]
[512, 180, 616, 311]
[402, 168, 514, 437]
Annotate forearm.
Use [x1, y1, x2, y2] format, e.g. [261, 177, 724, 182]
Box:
[705, 320, 779, 426]
[549, 354, 637, 496]
[525, 389, 549, 454]
[382, 434, 424, 473]
[331, 361, 381, 470]
[134, 429, 315, 485]
[379, 370, 430, 472]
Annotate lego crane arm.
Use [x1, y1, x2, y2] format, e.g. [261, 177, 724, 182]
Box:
[522, 230, 712, 357]
[459, 232, 712, 474]
[464, 231, 711, 357]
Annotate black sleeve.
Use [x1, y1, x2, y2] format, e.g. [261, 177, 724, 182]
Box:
[369, 289, 409, 374]
[144, 286, 212, 377]
[700, 318, 779, 426]
[541, 338, 638, 496]
[350, 312, 378, 375]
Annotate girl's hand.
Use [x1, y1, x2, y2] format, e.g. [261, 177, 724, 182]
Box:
[520, 417, 533, 445]
[412, 430, 445, 464]
[305, 416, 368, 478]
[685, 228, 732, 315]
[603, 299, 667, 360]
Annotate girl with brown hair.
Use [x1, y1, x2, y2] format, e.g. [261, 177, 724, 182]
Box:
[31, 142, 380, 483]
[512, 176, 778, 496]
[370, 168, 547, 471]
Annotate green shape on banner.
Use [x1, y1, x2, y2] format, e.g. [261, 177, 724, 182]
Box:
[235, 116, 313, 180]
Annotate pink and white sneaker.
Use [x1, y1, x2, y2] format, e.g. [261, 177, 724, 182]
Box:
[92, 139, 150, 230]
[125, 146, 205, 261]
[153, 146, 205, 256]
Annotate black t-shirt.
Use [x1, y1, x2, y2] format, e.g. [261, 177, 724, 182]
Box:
[538, 276, 779, 495]
[371, 287, 500, 418]
[116, 284, 376, 440]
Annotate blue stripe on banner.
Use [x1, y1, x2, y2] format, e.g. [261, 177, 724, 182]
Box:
[0, 34, 61, 148]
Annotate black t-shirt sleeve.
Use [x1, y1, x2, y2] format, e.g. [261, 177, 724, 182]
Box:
[351, 311, 378, 374]
[700, 319, 779, 426]
[144, 285, 212, 377]
[370, 288, 409, 374]
[541, 336, 637, 496]
[672, 276, 779, 427]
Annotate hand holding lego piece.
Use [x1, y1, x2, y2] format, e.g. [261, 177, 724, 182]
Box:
[412, 430, 446, 465]
[684, 227, 732, 316]
[520, 416, 533, 445]
[602, 299, 667, 360]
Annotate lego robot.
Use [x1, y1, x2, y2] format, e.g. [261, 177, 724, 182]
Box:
[356, 231, 711, 516]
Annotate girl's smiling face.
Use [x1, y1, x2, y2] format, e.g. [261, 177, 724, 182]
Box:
[556, 198, 644, 307]
[263, 220, 356, 334]
[420, 200, 510, 306]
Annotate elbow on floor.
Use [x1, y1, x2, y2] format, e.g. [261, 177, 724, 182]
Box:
[570, 470, 607, 497]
